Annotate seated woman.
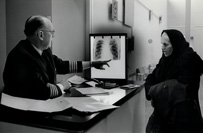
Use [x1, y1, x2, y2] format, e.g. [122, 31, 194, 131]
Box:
[145, 29, 203, 133]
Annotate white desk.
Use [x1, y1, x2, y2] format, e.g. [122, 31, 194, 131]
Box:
[0, 81, 145, 133]
[86, 87, 145, 133]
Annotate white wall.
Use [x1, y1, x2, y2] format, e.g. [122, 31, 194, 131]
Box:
[6, 0, 52, 55]
[190, 0, 203, 114]
[132, 0, 167, 71]
[0, 0, 6, 89]
[190, 0, 203, 58]
[167, 0, 186, 33]
[52, 0, 86, 61]
[52, 0, 86, 80]
[87, 0, 167, 77]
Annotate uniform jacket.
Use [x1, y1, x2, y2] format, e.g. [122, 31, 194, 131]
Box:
[3, 39, 83, 100]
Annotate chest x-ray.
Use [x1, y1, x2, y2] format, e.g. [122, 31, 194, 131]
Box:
[90, 34, 126, 80]
[93, 37, 121, 61]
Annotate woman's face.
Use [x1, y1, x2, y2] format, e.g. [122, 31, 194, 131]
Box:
[161, 32, 173, 57]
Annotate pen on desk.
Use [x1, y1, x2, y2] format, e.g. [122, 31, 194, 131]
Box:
[91, 78, 100, 83]
[85, 77, 101, 84]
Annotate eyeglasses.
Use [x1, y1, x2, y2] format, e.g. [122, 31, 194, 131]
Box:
[41, 30, 55, 37]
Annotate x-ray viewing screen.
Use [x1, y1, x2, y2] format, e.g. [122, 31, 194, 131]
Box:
[90, 33, 127, 82]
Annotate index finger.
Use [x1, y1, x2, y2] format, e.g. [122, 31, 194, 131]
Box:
[104, 61, 110, 67]
[104, 59, 111, 63]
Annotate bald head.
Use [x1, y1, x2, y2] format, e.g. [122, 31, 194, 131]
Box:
[24, 15, 55, 50]
[24, 15, 52, 37]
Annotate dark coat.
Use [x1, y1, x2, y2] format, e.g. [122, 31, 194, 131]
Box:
[3, 39, 83, 100]
[148, 79, 187, 120]
[145, 29, 203, 132]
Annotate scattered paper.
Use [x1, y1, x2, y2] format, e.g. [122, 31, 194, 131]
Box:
[29, 97, 71, 112]
[85, 81, 98, 87]
[68, 75, 87, 84]
[76, 87, 110, 95]
[64, 97, 118, 113]
[1, 93, 71, 113]
[120, 84, 140, 89]
[91, 88, 126, 105]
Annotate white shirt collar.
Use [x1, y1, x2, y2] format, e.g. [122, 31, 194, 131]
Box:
[31, 44, 43, 56]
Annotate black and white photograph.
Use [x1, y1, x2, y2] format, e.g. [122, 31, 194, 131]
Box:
[0, 0, 203, 133]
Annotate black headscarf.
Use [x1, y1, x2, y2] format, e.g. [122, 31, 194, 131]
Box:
[155, 29, 203, 83]
[161, 29, 189, 58]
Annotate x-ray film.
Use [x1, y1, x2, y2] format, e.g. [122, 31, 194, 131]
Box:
[90, 34, 126, 80]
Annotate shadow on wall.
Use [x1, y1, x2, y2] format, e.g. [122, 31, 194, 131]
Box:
[199, 77, 203, 115]
[0, 86, 3, 102]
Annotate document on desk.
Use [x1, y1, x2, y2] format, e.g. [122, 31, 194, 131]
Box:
[68, 75, 87, 84]
[64, 97, 118, 113]
[29, 97, 71, 112]
[1, 93, 72, 113]
[75, 87, 110, 95]
[120, 84, 140, 89]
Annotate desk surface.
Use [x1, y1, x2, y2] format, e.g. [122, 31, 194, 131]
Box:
[0, 81, 144, 132]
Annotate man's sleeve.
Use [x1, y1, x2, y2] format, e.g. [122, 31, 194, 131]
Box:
[52, 55, 83, 74]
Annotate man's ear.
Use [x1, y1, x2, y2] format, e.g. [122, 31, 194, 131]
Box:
[37, 31, 44, 40]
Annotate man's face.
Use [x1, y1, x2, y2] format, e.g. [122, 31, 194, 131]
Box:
[39, 18, 55, 50]
[161, 33, 173, 57]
